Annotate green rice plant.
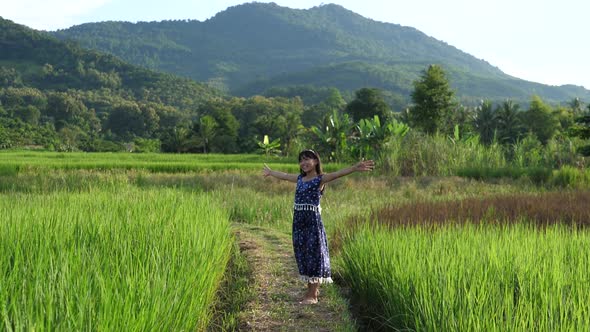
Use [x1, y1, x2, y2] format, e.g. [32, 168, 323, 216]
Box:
[338, 223, 590, 331]
[0, 169, 134, 193]
[0, 188, 232, 330]
[0, 151, 346, 174]
[0, 163, 19, 176]
[214, 188, 293, 229]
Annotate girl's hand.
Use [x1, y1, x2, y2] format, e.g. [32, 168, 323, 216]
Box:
[262, 163, 272, 177]
[354, 159, 375, 172]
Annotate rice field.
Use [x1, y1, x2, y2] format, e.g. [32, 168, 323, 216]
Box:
[0, 188, 232, 331]
[0, 151, 344, 174]
[337, 193, 590, 331]
[1, 151, 589, 331]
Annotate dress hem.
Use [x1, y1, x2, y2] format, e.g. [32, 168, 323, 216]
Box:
[299, 275, 333, 284]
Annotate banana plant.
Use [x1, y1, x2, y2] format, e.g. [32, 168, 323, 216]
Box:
[257, 135, 281, 156]
[356, 115, 409, 159]
[310, 110, 353, 161]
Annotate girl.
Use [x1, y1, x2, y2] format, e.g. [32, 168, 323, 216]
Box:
[263, 150, 374, 304]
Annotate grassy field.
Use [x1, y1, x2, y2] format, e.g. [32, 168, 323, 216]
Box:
[0, 151, 345, 174]
[338, 223, 590, 331]
[1, 151, 589, 331]
[0, 188, 232, 330]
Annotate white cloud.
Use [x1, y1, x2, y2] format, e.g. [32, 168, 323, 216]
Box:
[2, 0, 112, 30]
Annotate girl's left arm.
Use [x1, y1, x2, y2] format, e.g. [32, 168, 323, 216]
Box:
[321, 160, 375, 185]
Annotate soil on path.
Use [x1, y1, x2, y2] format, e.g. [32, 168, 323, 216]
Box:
[234, 223, 356, 332]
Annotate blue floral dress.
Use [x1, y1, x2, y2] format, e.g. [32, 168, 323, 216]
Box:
[292, 174, 333, 284]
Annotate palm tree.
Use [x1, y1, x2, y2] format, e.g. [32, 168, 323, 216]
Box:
[195, 115, 217, 153]
[473, 100, 497, 145]
[569, 97, 584, 115]
[495, 100, 524, 145]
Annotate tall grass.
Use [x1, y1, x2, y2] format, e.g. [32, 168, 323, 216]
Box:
[338, 223, 590, 331]
[0, 189, 232, 330]
[382, 132, 507, 176]
[551, 166, 590, 188]
[380, 132, 587, 178]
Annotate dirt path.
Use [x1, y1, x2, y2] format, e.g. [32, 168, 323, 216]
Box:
[234, 223, 356, 331]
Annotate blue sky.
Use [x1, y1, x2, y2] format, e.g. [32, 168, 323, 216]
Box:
[3, 0, 589, 91]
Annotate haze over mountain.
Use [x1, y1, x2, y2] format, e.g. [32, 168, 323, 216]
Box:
[51, 2, 590, 108]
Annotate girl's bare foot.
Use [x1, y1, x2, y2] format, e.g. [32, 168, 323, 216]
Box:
[299, 297, 318, 305]
[299, 284, 319, 304]
[299, 290, 318, 304]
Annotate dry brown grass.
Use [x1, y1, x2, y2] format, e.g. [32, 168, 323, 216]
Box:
[350, 190, 590, 229]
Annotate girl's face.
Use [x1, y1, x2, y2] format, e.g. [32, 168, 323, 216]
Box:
[299, 156, 318, 174]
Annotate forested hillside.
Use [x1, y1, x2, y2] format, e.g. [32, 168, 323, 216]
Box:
[2, 17, 349, 154]
[0, 17, 223, 151]
[52, 2, 590, 105]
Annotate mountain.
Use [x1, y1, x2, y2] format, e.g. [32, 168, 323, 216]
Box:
[0, 17, 222, 151]
[0, 17, 220, 109]
[51, 2, 590, 106]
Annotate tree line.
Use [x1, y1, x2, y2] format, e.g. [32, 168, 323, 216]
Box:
[1, 64, 589, 159]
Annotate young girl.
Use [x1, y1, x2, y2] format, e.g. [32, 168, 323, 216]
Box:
[263, 149, 374, 304]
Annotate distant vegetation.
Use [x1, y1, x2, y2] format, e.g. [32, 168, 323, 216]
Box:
[2, 6, 590, 173]
[51, 2, 590, 105]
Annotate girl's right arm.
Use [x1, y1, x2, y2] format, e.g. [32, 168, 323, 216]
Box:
[263, 163, 299, 182]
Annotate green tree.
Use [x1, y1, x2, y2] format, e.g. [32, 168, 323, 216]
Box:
[553, 105, 575, 134]
[160, 124, 192, 153]
[0, 87, 46, 110]
[523, 95, 559, 144]
[14, 105, 41, 125]
[57, 125, 87, 151]
[345, 88, 391, 122]
[138, 103, 160, 136]
[495, 100, 524, 144]
[198, 100, 239, 153]
[568, 97, 585, 115]
[444, 104, 474, 137]
[473, 100, 497, 145]
[301, 89, 345, 127]
[106, 102, 148, 139]
[233, 95, 303, 153]
[569, 113, 590, 156]
[194, 115, 217, 153]
[45, 92, 89, 130]
[154, 104, 186, 129]
[409, 65, 456, 134]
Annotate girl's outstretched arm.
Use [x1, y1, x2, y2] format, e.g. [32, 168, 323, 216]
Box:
[321, 159, 375, 185]
[262, 163, 299, 182]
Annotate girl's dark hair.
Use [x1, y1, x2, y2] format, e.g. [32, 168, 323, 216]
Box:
[298, 149, 323, 176]
[298, 149, 325, 194]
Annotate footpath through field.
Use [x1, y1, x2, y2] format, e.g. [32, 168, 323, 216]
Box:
[233, 223, 356, 331]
